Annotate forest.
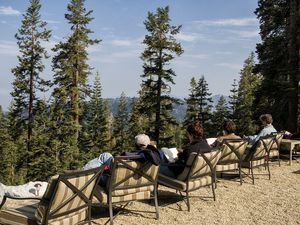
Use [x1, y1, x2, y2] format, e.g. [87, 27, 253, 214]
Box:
[0, 0, 299, 184]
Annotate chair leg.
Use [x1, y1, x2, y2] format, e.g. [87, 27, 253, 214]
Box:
[267, 161, 271, 180]
[211, 183, 216, 201]
[250, 162, 254, 185]
[278, 153, 281, 167]
[109, 196, 113, 225]
[154, 185, 159, 219]
[88, 205, 92, 225]
[239, 164, 243, 185]
[214, 171, 218, 189]
[186, 191, 190, 212]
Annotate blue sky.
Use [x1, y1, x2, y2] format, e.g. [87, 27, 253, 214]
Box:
[0, 0, 260, 110]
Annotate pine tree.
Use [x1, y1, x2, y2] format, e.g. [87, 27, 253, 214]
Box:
[51, 0, 100, 169]
[255, 0, 300, 132]
[27, 100, 58, 180]
[184, 77, 200, 124]
[11, 0, 51, 155]
[229, 79, 239, 121]
[236, 53, 261, 136]
[112, 92, 130, 155]
[81, 72, 110, 160]
[211, 96, 230, 136]
[196, 75, 213, 135]
[140, 6, 183, 145]
[127, 98, 146, 151]
[0, 106, 17, 184]
[7, 103, 28, 183]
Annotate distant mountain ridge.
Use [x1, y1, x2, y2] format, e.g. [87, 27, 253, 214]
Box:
[107, 94, 229, 122]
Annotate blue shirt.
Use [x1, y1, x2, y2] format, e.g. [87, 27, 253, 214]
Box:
[249, 124, 277, 145]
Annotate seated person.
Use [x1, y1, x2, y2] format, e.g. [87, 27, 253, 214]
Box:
[83, 133, 163, 186]
[159, 120, 211, 178]
[245, 114, 277, 145]
[83, 133, 162, 170]
[211, 120, 241, 147]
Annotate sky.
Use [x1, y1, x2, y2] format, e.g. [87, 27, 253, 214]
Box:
[0, 0, 260, 110]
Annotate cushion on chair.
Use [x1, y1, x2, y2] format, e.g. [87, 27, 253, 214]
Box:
[94, 186, 151, 203]
[158, 173, 212, 191]
[269, 150, 279, 157]
[0, 202, 38, 225]
[242, 158, 265, 168]
[215, 163, 238, 172]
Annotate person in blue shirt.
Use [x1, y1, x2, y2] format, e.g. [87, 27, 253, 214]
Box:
[246, 114, 277, 145]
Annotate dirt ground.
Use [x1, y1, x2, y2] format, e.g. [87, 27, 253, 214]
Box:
[4, 159, 300, 225]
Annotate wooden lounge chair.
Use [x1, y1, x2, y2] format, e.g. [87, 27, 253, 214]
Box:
[157, 149, 221, 211]
[93, 155, 159, 225]
[0, 167, 104, 225]
[215, 139, 248, 186]
[242, 135, 274, 184]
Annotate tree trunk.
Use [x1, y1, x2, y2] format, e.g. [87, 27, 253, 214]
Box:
[155, 50, 163, 145]
[287, 0, 299, 133]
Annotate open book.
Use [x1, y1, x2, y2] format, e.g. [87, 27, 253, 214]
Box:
[161, 147, 178, 163]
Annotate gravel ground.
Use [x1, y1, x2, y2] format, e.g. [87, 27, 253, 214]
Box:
[4, 159, 300, 225]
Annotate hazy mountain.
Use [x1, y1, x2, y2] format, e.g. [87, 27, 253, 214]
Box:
[107, 94, 230, 122]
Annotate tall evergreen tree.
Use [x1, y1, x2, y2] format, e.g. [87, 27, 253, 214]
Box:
[81, 72, 110, 159]
[211, 96, 230, 136]
[112, 92, 130, 155]
[196, 75, 213, 133]
[255, 0, 300, 132]
[27, 100, 58, 180]
[236, 53, 261, 136]
[51, 0, 100, 169]
[128, 98, 146, 151]
[185, 77, 200, 124]
[229, 79, 239, 121]
[140, 6, 183, 145]
[0, 106, 17, 184]
[11, 0, 51, 153]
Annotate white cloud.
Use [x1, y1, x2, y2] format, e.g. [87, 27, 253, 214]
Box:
[0, 40, 19, 56]
[0, 6, 21, 15]
[176, 32, 197, 42]
[192, 17, 258, 27]
[111, 39, 133, 47]
[215, 51, 233, 55]
[216, 63, 241, 70]
[184, 53, 209, 60]
[45, 20, 60, 24]
[230, 29, 259, 38]
[90, 49, 140, 63]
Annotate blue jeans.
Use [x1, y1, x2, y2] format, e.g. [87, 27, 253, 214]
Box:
[159, 164, 176, 178]
[82, 152, 114, 170]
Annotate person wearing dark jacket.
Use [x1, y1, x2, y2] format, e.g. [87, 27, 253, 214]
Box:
[159, 120, 211, 178]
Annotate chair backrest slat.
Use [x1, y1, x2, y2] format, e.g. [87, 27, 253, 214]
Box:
[35, 167, 103, 224]
[108, 156, 159, 193]
[177, 149, 221, 181]
[218, 139, 248, 164]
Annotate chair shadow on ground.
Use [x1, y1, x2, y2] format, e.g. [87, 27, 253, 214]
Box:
[91, 188, 215, 224]
[292, 169, 300, 175]
[91, 201, 158, 225]
[157, 188, 214, 211]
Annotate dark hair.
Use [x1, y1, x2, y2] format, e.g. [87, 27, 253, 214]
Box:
[223, 120, 236, 134]
[259, 114, 273, 124]
[186, 120, 204, 139]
